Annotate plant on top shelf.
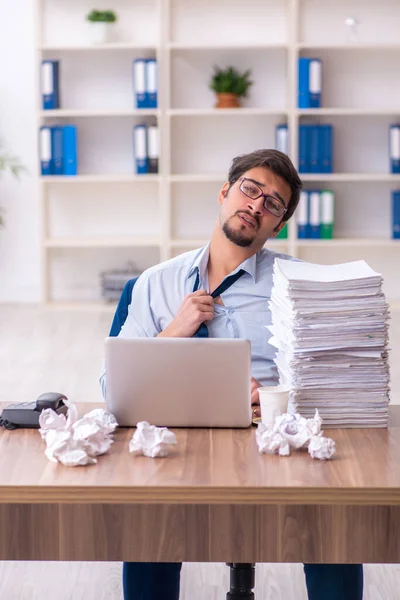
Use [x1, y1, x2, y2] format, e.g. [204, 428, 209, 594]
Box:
[86, 10, 118, 23]
[85, 10, 118, 44]
[209, 66, 253, 108]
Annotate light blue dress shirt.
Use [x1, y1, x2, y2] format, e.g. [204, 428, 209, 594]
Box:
[100, 243, 294, 396]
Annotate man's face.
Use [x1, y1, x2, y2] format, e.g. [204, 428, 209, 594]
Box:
[217, 166, 291, 249]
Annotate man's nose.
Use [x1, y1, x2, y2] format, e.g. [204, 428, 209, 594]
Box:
[246, 197, 263, 215]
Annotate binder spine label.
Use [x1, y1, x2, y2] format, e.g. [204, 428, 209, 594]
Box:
[147, 125, 159, 174]
[42, 62, 53, 96]
[309, 60, 321, 94]
[320, 190, 334, 239]
[41, 60, 59, 110]
[275, 124, 288, 155]
[390, 125, 400, 173]
[40, 127, 52, 175]
[133, 60, 148, 109]
[297, 190, 308, 238]
[134, 125, 148, 174]
[309, 59, 322, 108]
[146, 60, 158, 109]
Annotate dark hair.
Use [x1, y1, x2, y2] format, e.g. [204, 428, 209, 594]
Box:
[227, 149, 303, 222]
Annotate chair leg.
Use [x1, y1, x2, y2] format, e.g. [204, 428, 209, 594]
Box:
[226, 563, 256, 599]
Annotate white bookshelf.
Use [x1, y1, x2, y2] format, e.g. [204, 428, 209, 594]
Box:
[36, 0, 400, 305]
[40, 44, 159, 52]
[39, 109, 160, 117]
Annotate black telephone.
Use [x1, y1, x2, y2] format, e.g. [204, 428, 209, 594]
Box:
[0, 392, 68, 430]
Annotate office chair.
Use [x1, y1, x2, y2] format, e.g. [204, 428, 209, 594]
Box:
[109, 277, 139, 338]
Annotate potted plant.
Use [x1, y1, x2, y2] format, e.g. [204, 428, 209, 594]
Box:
[86, 9, 118, 45]
[209, 66, 253, 108]
[0, 149, 25, 227]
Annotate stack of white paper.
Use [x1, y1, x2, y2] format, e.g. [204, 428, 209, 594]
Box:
[268, 259, 390, 428]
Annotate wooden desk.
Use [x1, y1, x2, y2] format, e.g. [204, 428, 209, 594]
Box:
[0, 403, 400, 564]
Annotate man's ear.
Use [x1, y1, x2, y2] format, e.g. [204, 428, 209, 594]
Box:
[218, 182, 230, 206]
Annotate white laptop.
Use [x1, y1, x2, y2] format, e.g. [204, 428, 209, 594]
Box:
[105, 337, 252, 428]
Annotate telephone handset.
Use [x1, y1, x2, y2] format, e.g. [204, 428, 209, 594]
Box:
[0, 392, 68, 430]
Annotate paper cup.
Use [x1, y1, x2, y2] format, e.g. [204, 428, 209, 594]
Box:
[258, 385, 290, 427]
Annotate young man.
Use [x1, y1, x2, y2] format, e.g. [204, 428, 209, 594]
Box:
[101, 149, 363, 600]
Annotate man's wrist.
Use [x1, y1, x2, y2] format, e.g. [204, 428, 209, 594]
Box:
[157, 325, 180, 338]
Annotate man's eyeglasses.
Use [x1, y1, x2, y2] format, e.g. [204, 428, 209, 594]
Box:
[238, 177, 287, 218]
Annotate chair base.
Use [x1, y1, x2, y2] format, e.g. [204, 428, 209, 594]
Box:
[226, 563, 255, 599]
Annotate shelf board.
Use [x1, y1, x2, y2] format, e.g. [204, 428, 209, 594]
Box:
[300, 173, 400, 182]
[168, 42, 287, 51]
[167, 108, 286, 117]
[297, 108, 400, 116]
[39, 44, 158, 52]
[297, 43, 400, 50]
[39, 109, 159, 118]
[44, 237, 161, 248]
[296, 238, 400, 248]
[40, 174, 159, 183]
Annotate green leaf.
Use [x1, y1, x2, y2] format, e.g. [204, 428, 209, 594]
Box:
[86, 9, 117, 22]
[209, 65, 253, 97]
[0, 151, 26, 179]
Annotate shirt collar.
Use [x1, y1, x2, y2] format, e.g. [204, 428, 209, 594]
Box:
[187, 243, 257, 283]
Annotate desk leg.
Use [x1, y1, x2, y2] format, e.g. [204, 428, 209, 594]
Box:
[226, 563, 255, 599]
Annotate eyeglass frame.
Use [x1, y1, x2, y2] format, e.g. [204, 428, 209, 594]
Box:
[237, 177, 288, 218]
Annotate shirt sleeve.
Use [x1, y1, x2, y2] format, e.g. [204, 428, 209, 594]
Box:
[99, 270, 160, 398]
[118, 271, 160, 339]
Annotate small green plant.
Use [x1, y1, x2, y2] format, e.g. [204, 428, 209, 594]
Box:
[209, 66, 253, 97]
[86, 9, 118, 23]
[0, 150, 26, 227]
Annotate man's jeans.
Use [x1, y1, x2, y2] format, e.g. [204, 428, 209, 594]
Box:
[122, 562, 363, 600]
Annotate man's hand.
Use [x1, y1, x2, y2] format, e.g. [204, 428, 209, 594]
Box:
[158, 290, 215, 338]
[251, 377, 262, 419]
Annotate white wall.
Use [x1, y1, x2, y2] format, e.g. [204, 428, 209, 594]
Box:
[0, 0, 40, 302]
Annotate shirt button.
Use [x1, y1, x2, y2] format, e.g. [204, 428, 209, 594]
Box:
[227, 308, 234, 314]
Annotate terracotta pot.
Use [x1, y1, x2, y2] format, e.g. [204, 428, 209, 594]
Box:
[215, 93, 241, 108]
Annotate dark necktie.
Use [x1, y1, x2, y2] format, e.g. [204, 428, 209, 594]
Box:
[192, 268, 245, 337]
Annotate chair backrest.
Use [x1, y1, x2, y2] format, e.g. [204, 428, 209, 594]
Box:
[109, 277, 139, 336]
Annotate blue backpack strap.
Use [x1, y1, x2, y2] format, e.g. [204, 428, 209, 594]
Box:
[109, 277, 139, 337]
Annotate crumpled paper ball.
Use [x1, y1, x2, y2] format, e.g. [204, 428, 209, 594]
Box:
[129, 421, 177, 458]
[39, 399, 118, 466]
[256, 410, 336, 460]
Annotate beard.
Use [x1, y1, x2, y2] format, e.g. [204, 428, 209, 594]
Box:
[221, 213, 259, 247]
